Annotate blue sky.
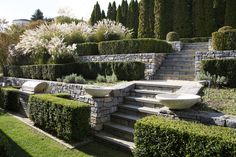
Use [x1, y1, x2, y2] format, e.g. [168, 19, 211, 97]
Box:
[0, 0, 133, 23]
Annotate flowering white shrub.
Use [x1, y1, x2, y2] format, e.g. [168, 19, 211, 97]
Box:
[15, 22, 92, 58]
[93, 19, 133, 41]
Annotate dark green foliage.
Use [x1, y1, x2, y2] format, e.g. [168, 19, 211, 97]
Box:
[214, 0, 226, 28]
[127, 0, 139, 38]
[75, 42, 98, 56]
[101, 10, 106, 19]
[116, 6, 123, 23]
[31, 9, 44, 21]
[107, 2, 117, 21]
[201, 59, 236, 87]
[29, 94, 90, 141]
[121, 0, 129, 26]
[0, 87, 20, 111]
[218, 26, 233, 32]
[212, 29, 236, 50]
[154, 0, 173, 39]
[134, 116, 236, 157]
[55, 16, 82, 24]
[138, 0, 155, 38]
[4, 62, 145, 81]
[90, 2, 102, 25]
[225, 0, 236, 27]
[192, 0, 216, 37]
[166, 32, 180, 41]
[173, 0, 192, 38]
[180, 37, 211, 43]
[98, 39, 172, 54]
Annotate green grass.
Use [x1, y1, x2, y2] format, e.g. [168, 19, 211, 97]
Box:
[0, 111, 132, 157]
[201, 87, 236, 116]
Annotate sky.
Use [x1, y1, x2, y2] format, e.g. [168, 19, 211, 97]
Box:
[0, 0, 133, 23]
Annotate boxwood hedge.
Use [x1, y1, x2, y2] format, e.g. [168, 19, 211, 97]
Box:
[134, 116, 236, 157]
[0, 87, 20, 112]
[75, 42, 98, 56]
[28, 94, 90, 141]
[98, 38, 172, 55]
[4, 61, 145, 81]
[201, 59, 236, 87]
[212, 29, 236, 50]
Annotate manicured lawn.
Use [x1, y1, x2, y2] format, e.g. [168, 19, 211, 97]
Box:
[201, 87, 236, 116]
[0, 111, 132, 157]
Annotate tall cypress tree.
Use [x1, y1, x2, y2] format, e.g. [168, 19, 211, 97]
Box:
[121, 0, 129, 26]
[154, 0, 173, 39]
[101, 10, 106, 19]
[173, 0, 192, 38]
[107, 2, 113, 20]
[138, 0, 155, 38]
[192, 0, 216, 37]
[111, 1, 117, 21]
[90, 2, 102, 25]
[214, 0, 226, 28]
[128, 0, 139, 38]
[116, 5, 123, 23]
[225, 0, 236, 27]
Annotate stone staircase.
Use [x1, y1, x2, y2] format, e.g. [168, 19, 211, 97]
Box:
[154, 42, 209, 80]
[95, 82, 181, 152]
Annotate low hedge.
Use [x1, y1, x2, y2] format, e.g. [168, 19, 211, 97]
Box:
[98, 39, 172, 55]
[0, 87, 20, 112]
[28, 94, 90, 141]
[134, 116, 236, 157]
[201, 59, 236, 87]
[180, 37, 210, 43]
[4, 61, 145, 81]
[75, 42, 99, 56]
[212, 29, 236, 50]
[166, 32, 180, 41]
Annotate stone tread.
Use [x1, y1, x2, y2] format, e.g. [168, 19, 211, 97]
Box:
[112, 112, 140, 121]
[95, 132, 135, 150]
[125, 96, 160, 104]
[135, 82, 181, 89]
[118, 104, 160, 115]
[132, 89, 172, 95]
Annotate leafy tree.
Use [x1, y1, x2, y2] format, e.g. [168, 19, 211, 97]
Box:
[138, 0, 155, 38]
[225, 0, 236, 27]
[127, 0, 139, 38]
[90, 2, 102, 25]
[55, 16, 82, 24]
[173, 0, 192, 38]
[31, 9, 44, 21]
[154, 0, 173, 39]
[116, 5, 123, 23]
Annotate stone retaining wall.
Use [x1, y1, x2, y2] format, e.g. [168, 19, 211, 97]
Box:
[77, 53, 166, 80]
[195, 50, 236, 75]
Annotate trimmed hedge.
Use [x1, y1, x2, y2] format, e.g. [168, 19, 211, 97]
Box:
[0, 87, 20, 112]
[29, 94, 90, 141]
[4, 62, 145, 81]
[212, 29, 236, 50]
[134, 116, 236, 157]
[98, 39, 172, 54]
[166, 32, 179, 41]
[75, 42, 99, 56]
[201, 59, 236, 87]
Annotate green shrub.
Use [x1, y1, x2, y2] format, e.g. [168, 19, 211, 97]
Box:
[75, 42, 98, 56]
[166, 32, 180, 41]
[212, 29, 236, 50]
[98, 39, 172, 55]
[96, 74, 107, 82]
[75, 75, 87, 84]
[180, 37, 210, 43]
[218, 26, 233, 32]
[63, 73, 77, 83]
[4, 62, 145, 81]
[134, 116, 236, 157]
[0, 87, 20, 111]
[201, 59, 236, 87]
[106, 73, 118, 83]
[28, 94, 90, 141]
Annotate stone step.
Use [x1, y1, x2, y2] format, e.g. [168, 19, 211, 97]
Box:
[154, 75, 195, 81]
[161, 62, 195, 67]
[157, 70, 195, 75]
[163, 60, 195, 64]
[124, 96, 162, 108]
[95, 132, 135, 152]
[166, 56, 195, 61]
[103, 122, 134, 142]
[159, 66, 194, 71]
[130, 89, 173, 98]
[111, 112, 140, 128]
[135, 82, 180, 91]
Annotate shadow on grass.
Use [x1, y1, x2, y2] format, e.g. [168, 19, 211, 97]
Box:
[0, 129, 31, 157]
[78, 141, 133, 157]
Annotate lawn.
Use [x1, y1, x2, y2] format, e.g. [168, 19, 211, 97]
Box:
[0, 111, 132, 157]
[201, 87, 236, 116]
